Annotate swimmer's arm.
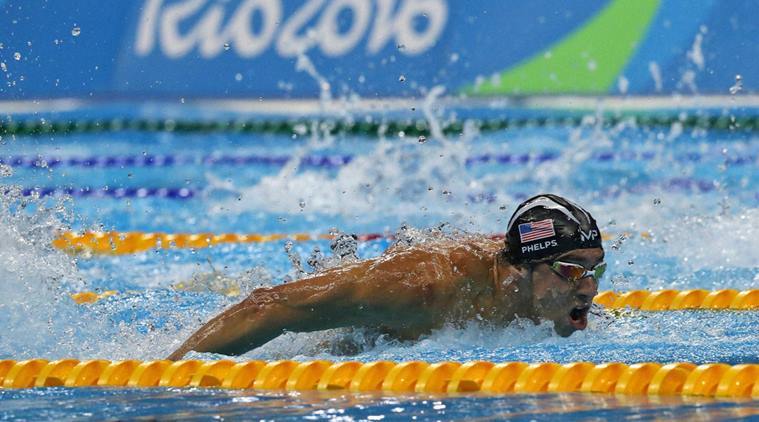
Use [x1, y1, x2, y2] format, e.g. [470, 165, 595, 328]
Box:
[167, 249, 445, 360]
[167, 260, 388, 360]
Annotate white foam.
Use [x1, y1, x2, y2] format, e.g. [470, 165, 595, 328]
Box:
[661, 209, 759, 270]
[0, 185, 86, 357]
[212, 89, 481, 226]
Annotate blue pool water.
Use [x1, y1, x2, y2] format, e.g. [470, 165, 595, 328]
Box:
[1, 104, 758, 419]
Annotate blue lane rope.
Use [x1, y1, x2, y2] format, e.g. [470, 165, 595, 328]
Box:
[0, 154, 352, 168]
[10, 177, 749, 201]
[18, 187, 194, 199]
[2, 151, 754, 170]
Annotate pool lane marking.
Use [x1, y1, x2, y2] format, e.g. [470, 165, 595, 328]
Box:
[15, 187, 194, 199]
[2, 113, 756, 138]
[68, 288, 759, 310]
[1, 358, 757, 397]
[13, 175, 747, 202]
[3, 150, 755, 169]
[53, 231, 645, 255]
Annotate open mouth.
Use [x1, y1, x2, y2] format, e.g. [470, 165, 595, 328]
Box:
[568, 305, 590, 330]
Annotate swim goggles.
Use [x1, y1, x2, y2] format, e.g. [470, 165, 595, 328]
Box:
[549, 261, 607, 283]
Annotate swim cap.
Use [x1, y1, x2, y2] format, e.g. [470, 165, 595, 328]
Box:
[505, 194, 602, 264]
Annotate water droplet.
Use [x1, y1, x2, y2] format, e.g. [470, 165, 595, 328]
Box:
[71, 26, 81, 37]
[398, 131, 405, 138]
[729, 74, 743, 95]
[627, 260, 634, 265]
[0, 164, 13, 177]
[223, 42, 231, 51]
[298, 199, 306, 210]
[417, 135, 427, 143]
[307, 246, 324, 271]
[13, 52, 21, 61]
[0, 62, 6, 72]
[330, 232, 358, 260]
[398, 74, 406, 82]
[653, 198, 661, 205]
[234, 73, 243, 81]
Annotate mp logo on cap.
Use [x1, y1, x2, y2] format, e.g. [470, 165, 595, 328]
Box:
[580, 229, 599, 242]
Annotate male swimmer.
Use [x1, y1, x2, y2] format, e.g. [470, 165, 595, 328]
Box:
[168, 194, 605, 360]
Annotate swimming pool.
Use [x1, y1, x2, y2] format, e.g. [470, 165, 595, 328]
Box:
[1, 101, 758, 419]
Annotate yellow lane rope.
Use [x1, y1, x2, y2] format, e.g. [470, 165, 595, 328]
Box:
[52, 231, 336, 255]
[0, 358, 757, 397]
[69, 288, 759, 309]
[52, 231, 643, 255]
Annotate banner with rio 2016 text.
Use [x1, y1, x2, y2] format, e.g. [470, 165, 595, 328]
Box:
[0, 0, 755, 99]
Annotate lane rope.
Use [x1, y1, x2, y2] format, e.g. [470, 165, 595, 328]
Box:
[5, 150, 752, 170]
[12, 176, 747, 202]
[0, 114, 756, 138]
[0, 358, 757, 397]
[16, 187, 193, 199]
[1, 154, 353, 169]
[53, 231, 642, 255]
[68, 289, 759, 310]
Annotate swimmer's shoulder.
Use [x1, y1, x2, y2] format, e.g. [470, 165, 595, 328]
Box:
[452, 236, 503, 258]
[378, 235, 501, 275]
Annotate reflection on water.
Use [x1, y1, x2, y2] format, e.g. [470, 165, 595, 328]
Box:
[1, 388, 757, 421]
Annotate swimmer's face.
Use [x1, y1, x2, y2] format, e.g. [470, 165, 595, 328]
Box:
[529, 248, 603, 337]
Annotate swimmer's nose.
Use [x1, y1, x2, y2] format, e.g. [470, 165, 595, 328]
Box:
[575, 277, 598, 304]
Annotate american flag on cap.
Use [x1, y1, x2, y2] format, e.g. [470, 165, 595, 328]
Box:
[518, 218, 555, 243]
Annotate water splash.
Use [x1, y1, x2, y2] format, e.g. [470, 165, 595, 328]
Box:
[0, 179, 86, 358]
[648, 61, 663, 92]
[686, 25, 707, 71]
[213, 88, 485, 227]
[662, 209, 759, 271]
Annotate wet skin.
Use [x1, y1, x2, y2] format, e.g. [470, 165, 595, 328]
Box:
[167, 238, 603, 360]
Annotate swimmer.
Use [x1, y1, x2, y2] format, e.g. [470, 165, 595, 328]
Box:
[168, 194, 605, 360]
